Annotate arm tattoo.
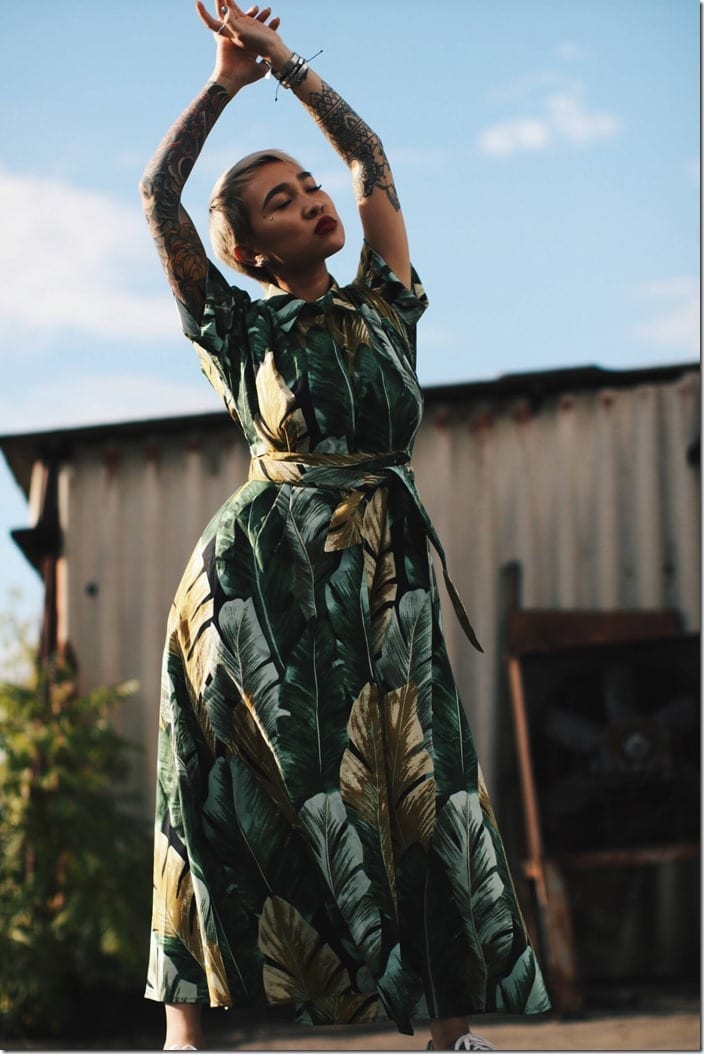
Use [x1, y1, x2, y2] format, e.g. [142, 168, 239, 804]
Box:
[304, 81, 400, 211]
[139, 83, 231, 319]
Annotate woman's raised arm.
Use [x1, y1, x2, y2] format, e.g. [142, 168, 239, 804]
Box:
[138, 5, 280, 320]
[139, 84, 229, 321]
[299, 76, 411, 290]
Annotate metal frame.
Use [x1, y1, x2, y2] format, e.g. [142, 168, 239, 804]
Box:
[506, 608, 700, 1013]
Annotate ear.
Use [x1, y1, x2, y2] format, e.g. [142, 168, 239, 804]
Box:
[233, 244, 258, 267]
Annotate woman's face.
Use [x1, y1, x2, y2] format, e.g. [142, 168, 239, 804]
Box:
[239, 158, 345, 277]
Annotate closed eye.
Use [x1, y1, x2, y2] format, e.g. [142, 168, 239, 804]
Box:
[269, 184, 321, 212]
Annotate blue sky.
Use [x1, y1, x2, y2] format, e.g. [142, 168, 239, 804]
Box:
[0, 0, 699, 635]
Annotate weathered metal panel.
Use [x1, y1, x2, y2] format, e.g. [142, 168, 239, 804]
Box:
[42, 368, 699, 816]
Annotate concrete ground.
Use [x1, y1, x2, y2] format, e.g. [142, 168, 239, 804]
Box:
[5, 994, 700, 1052]
[7, 1011, 700, 1053]
[216, 1011, 701, 1052]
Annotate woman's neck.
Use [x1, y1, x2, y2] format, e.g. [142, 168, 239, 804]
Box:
[267, 262, 331, 302]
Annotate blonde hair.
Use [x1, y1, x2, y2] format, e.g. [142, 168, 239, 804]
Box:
[208, 149, 298, 283]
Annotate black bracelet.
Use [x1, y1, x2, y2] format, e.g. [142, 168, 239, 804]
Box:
[266, 49, 323, 99]
[271, 52, 306, 87]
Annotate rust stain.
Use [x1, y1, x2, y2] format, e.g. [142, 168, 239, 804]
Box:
[102, 448, 121, 481]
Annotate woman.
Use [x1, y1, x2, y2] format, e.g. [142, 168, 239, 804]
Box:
[140, 3, 550, 1050]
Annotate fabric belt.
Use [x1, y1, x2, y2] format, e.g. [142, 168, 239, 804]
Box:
[248, 449, 482, 653]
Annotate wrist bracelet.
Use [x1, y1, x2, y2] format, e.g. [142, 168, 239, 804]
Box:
[269, 52, 309, 89]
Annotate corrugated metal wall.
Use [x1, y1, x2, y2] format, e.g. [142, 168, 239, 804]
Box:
[54, 369, 700, 823]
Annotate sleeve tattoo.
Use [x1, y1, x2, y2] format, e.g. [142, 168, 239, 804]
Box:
[140, 82, 231, 318]
[304, 81, 401, 212]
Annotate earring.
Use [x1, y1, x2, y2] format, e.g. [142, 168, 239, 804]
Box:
[256, 255, 269, 268]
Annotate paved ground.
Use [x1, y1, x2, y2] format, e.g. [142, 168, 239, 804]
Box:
[220, 1011, 701, 1051]
[5, 1008, 700, 1053]
[4, 991, 700, 1052]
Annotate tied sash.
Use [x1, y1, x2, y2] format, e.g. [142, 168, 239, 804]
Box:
[248, 450, 482, 653]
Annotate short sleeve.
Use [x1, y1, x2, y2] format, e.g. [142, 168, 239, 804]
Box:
[175, 260, 252, 422]
[354, 241, 429, 328]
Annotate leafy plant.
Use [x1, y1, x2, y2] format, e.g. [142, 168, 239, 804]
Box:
[0, 651, 151, 1037]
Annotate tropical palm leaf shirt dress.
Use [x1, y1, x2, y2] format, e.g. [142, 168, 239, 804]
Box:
[145, 242, 550, 1034]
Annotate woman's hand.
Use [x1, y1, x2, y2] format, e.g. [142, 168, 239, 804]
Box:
[196, 1, 287, 93]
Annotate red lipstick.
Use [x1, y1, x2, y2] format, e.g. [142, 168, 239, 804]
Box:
[314, 216, 337, 235]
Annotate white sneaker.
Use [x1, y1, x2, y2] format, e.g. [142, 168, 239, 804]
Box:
[453, 1033, 497, 1051]
[426, 1035, 497, 1052]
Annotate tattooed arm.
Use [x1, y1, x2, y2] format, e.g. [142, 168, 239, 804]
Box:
[139, 4, 280, 321]
[296, 75, 412, 290]
[139, 85, 230, 321]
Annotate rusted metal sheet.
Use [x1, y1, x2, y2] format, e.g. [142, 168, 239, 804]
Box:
[414, 369, 700, 778]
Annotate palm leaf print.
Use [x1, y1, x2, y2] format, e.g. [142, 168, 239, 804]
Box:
[325, 309, 371, 375]
[258, 896, 379, 1023]
[396, 841, 475, 1018]
[277, 618, 349, 805]
[324, 488, 367, 551]
[203, 755, 318, 928]
[230, 696, 299, 829]
[360, 487, 397, 658]
[377, 590, 433, 738]
[152, 830, 232, 1006]
[193, 341, 240, 424]
[254, 350, 308, 451]
[274, 487, 337, 622]
[432, 791, 514, 977]
[215, 596, 285, 749]
[340, 683, 397, 918]
[325, 546, 375, 698]
[299, 791, 382, 969]
[429, 638, 477, 797]
[374, 942, 417, 1036]
[304, 322, 358, 439]
[495, 946, 552, 1014]
[478, 764, 499, 829]
[384, 682, 436, 851]
[216, 488, 297, 670]
[191, 593, 293, 822]
[167, 543, 219, 753]
[288, 310, 318, 347]
[357, 294, 420, 390]
[152, 831, 200, 954]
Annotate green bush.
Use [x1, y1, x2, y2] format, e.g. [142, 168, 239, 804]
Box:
[0, 653, 152, 1037]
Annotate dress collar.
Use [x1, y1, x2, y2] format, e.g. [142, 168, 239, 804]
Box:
[263, 274, 357, 330]
[264, 273, 339, 301]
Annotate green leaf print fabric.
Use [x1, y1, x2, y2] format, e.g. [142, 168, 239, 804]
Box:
[145, 243, 550, 1032]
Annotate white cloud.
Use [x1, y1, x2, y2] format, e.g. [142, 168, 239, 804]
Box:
[487, 70, 582, 107]
[633, 277, 699, 355]
[478, 83, 621, 158]
[0, 166, 176, 345]
[545, 93, 621, 146]
[0, 373, 222, 434]
[478, 118, 552, 158]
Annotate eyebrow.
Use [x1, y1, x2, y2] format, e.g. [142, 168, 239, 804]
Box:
[262, 170, 314, 211]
